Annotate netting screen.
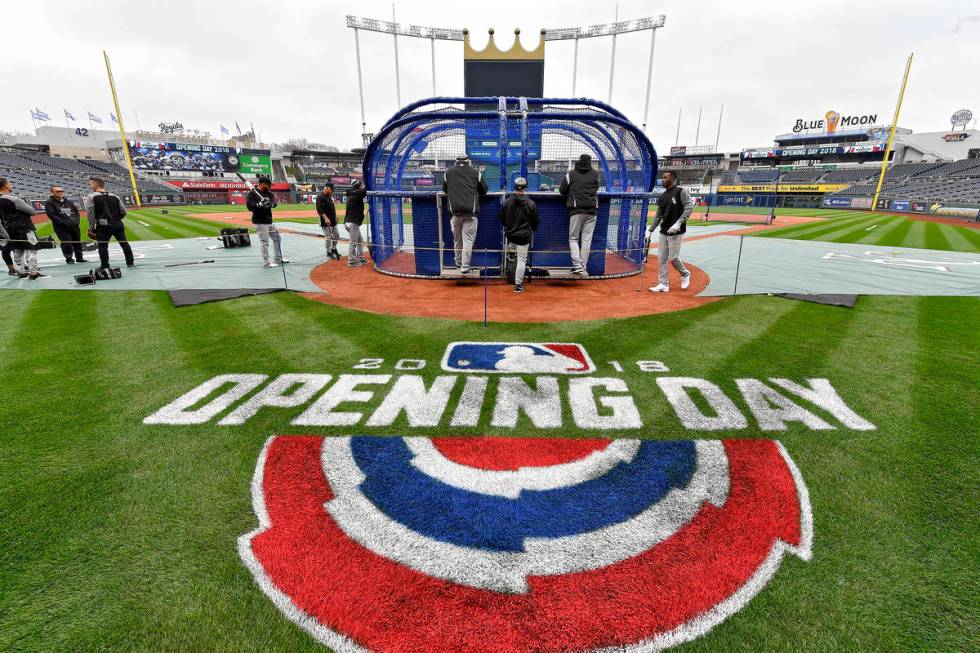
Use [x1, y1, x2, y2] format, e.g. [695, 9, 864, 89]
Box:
[364, 97, 658, 279]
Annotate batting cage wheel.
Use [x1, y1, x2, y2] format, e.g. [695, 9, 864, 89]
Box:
[363, 97, 659, 279]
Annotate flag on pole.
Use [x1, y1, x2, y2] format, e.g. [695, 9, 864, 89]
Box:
[64, 109, 76, 122]
[31, 108, 51, 122]
[110, 112, 119, 124]
[88, 111, 103, 124]
[235, 121, 242, 136]
[220, 124, 230, 136]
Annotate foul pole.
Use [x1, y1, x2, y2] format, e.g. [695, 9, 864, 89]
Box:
[103, 50, 141, 207]
[871, 53, 913, 212]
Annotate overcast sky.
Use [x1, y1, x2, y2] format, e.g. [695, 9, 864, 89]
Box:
[5, 0, 979, 152]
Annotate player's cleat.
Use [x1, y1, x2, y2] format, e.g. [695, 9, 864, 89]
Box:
[460, 266, 474, 275]
[66, 259, 75, 264]
[680, 272, 691, 290]
[28, 273, 48, 280]
[649, 283, 670, 293]
[17, 272, 29, 279]
[348, 260, 365, 268]
[127, 262, 135, 268]
[76, 258, 88, 263]
[276, 259, 290, 264]
[513, 282, 526, 293]
[576, 267, 589, 277]
[264, 262, 279, 268]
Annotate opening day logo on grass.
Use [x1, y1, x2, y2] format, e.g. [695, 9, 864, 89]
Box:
[143, 342, 875, 652]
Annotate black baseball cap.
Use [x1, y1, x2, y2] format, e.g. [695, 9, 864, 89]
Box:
[257, 175, 272, 185]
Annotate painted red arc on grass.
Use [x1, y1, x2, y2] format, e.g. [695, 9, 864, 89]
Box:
[239, 435, 812, 652]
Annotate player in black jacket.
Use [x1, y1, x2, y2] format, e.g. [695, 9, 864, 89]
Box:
[0, 178, 41, 279]
[316, 184, 341, 260]
[443, 155, 488, 274]
[559, 153, 600, 277]
[44, 185, 86, 264]
[85, 177, 134, 269]
[500, 177, 539, 293]
[246, 175, 287, 267]
[344, 179, 367, 267]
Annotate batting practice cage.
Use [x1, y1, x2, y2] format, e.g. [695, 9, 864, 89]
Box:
[363, 97, 658, 279]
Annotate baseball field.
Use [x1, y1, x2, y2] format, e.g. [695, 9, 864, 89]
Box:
[2, 205, 977, 652]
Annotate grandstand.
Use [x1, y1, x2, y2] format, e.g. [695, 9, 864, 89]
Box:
[0, 148, 182, 206]
[824, 157, 980, 208]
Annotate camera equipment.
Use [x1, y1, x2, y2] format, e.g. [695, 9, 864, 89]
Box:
[73, 273, 96, 286]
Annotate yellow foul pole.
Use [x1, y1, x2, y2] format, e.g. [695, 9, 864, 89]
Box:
[103, 50, 142, 207]
[871, 52, 913, 213]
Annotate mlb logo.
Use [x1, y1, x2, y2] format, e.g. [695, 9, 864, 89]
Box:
[441, 342, 595, 374]
[240, 435, 812, 652]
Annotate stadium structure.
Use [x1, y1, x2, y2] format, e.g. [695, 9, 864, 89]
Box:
[4, 110, 979, 221]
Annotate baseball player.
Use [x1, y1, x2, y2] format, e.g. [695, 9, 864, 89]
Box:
[559, 153, 600, 277]
[316, 184, 341, 260]
[500, 177, 539, 293]
[443, 154, 488, 274]
[648, 170, 693, 293]
[345, 179, 368, 267]
[246, 175, 287, 267]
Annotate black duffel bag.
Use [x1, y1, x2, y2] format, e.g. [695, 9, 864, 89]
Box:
[34, 236, 56, 250]
[219, 227, 251, 248]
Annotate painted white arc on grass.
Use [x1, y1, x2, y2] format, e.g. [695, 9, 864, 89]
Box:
[404, 437, 641, 499]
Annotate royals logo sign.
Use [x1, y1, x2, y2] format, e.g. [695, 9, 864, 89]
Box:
[239, 435, 812, 652]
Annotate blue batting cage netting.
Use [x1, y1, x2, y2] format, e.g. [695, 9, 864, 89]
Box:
[363, 97, 658, 279]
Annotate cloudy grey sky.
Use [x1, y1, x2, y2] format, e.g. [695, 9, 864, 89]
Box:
[5, 0, 979, 152]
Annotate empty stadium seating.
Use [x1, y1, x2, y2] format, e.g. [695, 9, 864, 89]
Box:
[0, 149, 180, 206]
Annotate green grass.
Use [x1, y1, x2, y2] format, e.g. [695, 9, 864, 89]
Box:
[33, 204, 330, 242]
[0, 290, 977, 652]
[693, 206, 837, 218]
[752, 211, 980, 252]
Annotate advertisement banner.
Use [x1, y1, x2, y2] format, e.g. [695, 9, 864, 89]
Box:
[875, 198, 892, 210]
[910, 201, 927, 213]
[127, 140, 272, 175]
[928, 203, 980, 219]
[822, 197, 852, 208]
[890, 200, 910, 212]
[718, 184, 849, 193]
[167, 180, 249, 190]
[850, 197, 873, 209]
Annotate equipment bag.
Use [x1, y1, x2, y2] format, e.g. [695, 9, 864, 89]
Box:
[219, 227, 251, 248]
[34, 236, 56, 250]
[92, 267, 123, 281]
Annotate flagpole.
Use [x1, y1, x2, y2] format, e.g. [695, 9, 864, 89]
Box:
[103, 50, 142, 207]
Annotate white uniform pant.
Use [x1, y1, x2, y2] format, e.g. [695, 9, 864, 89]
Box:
[509, 242, 529, 285]
[658, 232, 689, 286]
[13, 232, 38, 274]
[346, 222, 364, 261]
[321, 224, 340, 253]
[568, 212, 597, 270]
[451, 214, 478, 269]
[255, 224, 283, 264]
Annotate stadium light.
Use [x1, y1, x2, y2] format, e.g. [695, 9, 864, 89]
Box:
[346, 13, 667, 139]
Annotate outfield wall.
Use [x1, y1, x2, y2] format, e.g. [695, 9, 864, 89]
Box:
[821, 195, 980, 219]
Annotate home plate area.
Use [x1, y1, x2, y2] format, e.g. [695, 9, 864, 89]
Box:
[240, 435, 812, 653]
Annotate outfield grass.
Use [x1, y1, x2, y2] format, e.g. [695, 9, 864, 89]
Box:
[752, 210, 980, 253]
[32, 204, 329, 242]
[0, 290, 976, 651]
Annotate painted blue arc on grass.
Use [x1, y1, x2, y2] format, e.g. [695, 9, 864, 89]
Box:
[350, 437, 696, 552]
